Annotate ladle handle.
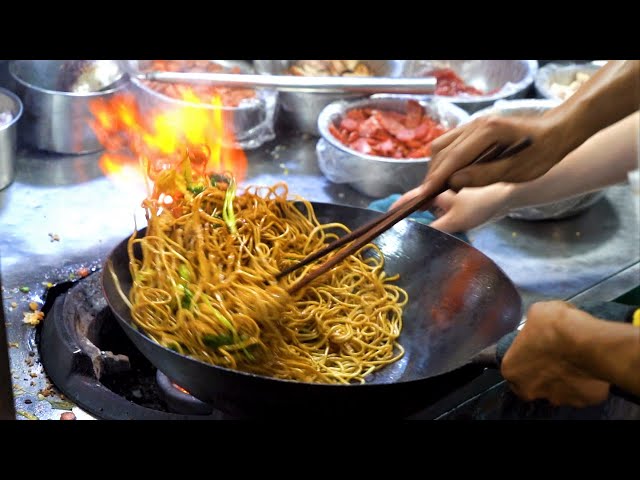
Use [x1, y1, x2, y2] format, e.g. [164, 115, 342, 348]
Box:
[137, 71, 437, 95]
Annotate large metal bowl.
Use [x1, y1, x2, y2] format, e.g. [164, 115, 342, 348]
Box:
[253, 60, 405, 136]
[534, 62, 601, 101]
[8, 60, 129, 154]
[0, 87, 23, 190]
[401, 60, 538, 114]
[317, 94, 469, 198]
[467, 98, 605, 220]
[125, 60, 276, 150]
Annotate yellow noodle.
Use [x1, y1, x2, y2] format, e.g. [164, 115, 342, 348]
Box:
[127, 181, 408, 384]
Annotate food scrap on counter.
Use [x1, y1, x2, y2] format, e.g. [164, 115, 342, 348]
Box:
[328, 99, 449, 158]
[77, 267, 90, 278]
[16, 410, 39, 421]
[23, 310, 44, 326]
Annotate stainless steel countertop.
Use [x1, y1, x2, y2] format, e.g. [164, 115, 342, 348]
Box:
[1, 132, 639, 420]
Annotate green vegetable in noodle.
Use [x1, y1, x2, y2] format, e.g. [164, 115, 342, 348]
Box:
[187, 184, 205, 195]
[222, 178, 238, 235]
[202, 333, 235, 349]
[178, 284, 193, 309]
[178, 264, 190, 282]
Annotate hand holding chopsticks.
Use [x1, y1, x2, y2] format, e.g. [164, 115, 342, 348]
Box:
[282, 137, 533, 294]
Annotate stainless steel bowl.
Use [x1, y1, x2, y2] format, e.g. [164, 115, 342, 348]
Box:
[8, 60, 129, 154]
[402, 60, 538, 114]
[125, 60, 276, 150]
[534, 62, 601, 101]
[317, 94, 469, 198]
[468, 98, 605, 220]
[0, 60, 11, 90]
[0, 87, 23, 190]
[254, 60, 405, 136]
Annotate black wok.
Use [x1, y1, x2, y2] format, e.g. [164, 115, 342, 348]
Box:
[102, 201, 523, 418]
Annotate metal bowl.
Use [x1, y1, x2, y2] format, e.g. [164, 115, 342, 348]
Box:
[317, 94, 469, 198]
[125, 60, 276, 150]
[0, 87, 23, 190]
[534, 62, 601, 101]
[468, 98, 605, 220]
[253, 60, 405, 136]
[401, 60, 538, 114]
[8, 60, 129, 154]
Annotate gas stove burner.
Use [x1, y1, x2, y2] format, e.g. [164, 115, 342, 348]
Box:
[156, 370, 213, 415]
[37, 272, 640, 421]
[38, 272, 233, 420]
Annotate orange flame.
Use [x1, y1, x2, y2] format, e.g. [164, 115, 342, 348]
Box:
[89, 90, 248, 192]
[172, 383, 191, 395]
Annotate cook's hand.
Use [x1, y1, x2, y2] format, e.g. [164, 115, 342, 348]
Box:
[390, 114, 572, 213]
[501, 301, 610, 408]
[391, 111, 569, 212]
[426, 184, 512, 233]
[430, 113, 574, 191]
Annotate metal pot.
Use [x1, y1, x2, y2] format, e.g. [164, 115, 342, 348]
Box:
[401, 60, 539, 114]
[0, 87, 23, 190]
[123, 60, 277, 150]
[254, 60, 405, 136]
[316, 95, 469, 198]
[8, 60, 129, 154]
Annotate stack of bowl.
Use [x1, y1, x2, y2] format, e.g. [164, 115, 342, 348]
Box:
[255, 60, 537, 136]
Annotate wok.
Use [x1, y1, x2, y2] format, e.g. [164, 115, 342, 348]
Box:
[102, 201, 524, 418]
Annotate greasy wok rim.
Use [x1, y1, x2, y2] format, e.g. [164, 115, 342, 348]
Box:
[102, 201, 522, 390]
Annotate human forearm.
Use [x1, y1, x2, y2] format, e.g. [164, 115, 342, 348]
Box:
[544, 60, 640, 154]
[391, 61, 640, 207]
[556, 310, 640, 397]
[504, 112, 640, 210]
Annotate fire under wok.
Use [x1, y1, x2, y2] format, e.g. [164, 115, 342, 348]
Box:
[102, 201, 523, 419]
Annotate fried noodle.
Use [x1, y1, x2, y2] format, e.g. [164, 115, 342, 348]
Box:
[123, 149, 407, 384]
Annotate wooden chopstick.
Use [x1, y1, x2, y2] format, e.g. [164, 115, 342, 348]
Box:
[287, 190, 432, 293]
[285, 136, 533, 294]
[276, 207, 393, 279]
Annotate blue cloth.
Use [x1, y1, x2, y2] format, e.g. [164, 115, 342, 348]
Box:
[368, 194, 469, 243]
